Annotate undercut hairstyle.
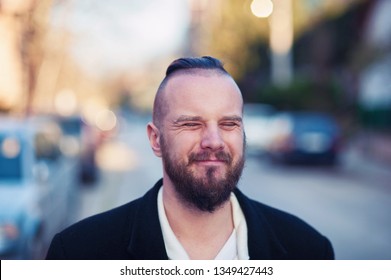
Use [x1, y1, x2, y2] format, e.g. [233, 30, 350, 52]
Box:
[152, 56, 231, 129]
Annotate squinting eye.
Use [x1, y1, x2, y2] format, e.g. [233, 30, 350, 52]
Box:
[183, 123, 200, 127]
[221, 122, 239, 127]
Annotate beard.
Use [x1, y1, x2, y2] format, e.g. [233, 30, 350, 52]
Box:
[160, 135, 245, 213]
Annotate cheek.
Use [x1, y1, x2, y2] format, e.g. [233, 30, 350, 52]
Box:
[224, 131, 245, 152]
[176, 131, 201, 147]
[166, 134, 200, 159]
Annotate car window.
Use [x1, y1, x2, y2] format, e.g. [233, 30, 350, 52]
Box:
[0, 135, 22, 181]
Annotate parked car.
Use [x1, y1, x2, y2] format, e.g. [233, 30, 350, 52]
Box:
[56, 115, 100, 185]
[0, 117, 78, 259]
[266, 111, 342, 165]
[243, 103, 276, 153]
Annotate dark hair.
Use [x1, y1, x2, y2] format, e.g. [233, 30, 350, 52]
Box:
[152, 56, 231, 128]
[165, 56, 228, 77]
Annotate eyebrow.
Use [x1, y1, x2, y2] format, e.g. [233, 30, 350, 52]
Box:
[173, 115, 243, 124]
[221, 116, 243, 123]
[173, 115, 203, 124]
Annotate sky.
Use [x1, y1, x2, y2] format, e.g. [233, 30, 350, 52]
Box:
[51, 0, 190, 78]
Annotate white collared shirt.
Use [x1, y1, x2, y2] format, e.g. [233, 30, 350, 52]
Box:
[157, 187, 249, 260]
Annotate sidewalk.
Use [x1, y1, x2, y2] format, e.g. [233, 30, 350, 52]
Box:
[341, 130, 391, 187]
[354, 130, 391, 166]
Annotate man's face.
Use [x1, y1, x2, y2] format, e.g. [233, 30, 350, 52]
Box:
[158, 71, 245, 212]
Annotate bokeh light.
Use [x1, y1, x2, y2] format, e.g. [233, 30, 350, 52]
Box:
[250, 0, 274, 18]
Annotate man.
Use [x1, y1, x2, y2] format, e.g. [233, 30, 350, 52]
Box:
[46, 56, 334, 260]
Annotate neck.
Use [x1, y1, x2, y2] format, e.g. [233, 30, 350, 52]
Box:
[162, 180, 234, 259]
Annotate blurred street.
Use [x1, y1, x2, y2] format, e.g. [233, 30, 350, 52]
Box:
[75, 114, 391, 260]
[1, 0, 390, 262]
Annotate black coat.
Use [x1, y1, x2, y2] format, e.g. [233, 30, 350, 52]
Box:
[46, 179, 334, 260]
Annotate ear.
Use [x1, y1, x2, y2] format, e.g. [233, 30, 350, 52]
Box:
[147, 122, 162, 157]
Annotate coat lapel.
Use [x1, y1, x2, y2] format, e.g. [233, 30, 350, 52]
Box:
[126, 179, 169, 259]
[234, 188, 288, 259]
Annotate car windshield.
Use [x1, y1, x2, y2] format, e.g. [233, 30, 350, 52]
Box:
[292, 113, 338, 134]
[0, 136, 23, 181]
[59, 117, 82, 136]
[244, 104, 275, 117]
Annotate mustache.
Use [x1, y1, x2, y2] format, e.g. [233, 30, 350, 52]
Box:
[188, 151, 232, 164]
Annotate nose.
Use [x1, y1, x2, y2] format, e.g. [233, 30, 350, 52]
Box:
[200, 125, 224, 151]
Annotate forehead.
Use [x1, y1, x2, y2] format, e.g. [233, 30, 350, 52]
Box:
[163, 71, 243, 116]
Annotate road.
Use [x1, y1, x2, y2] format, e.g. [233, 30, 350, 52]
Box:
[75, 115, 391, 260]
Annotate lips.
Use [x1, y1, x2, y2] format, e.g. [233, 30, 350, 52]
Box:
[194, 159, 225, 166]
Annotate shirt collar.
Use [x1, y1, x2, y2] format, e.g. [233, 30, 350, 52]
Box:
[157, 187, 249, 260]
